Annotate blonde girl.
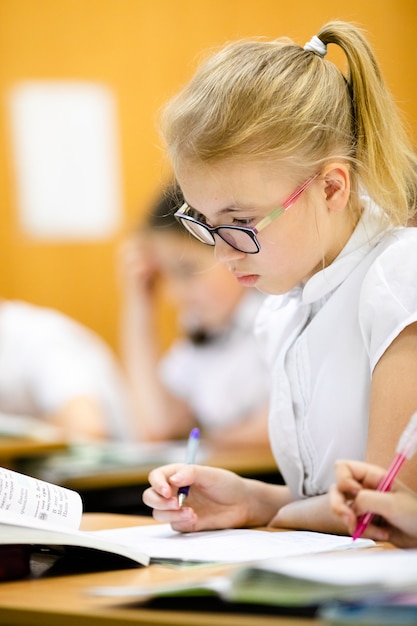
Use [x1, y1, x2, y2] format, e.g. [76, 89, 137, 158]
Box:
[143, 21, 417, 536]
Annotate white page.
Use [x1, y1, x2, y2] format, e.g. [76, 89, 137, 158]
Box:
[0, 467, 82, 531]
[91, 523, 374, 563]
[258, 548, 417, 586]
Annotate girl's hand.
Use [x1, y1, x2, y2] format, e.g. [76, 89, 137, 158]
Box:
[330, 459, 417, 547]
[142, 464, 270, 533]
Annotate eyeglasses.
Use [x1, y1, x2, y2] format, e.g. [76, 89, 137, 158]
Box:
[174, 174, 318, 254]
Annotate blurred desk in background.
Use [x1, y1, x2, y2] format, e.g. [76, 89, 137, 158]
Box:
[0, 413, 67, 469]
[18, 441, 282, 515]
[0, 436, 67, 470]
[207, 443, 279, 479]
[61, 443, 279, 490]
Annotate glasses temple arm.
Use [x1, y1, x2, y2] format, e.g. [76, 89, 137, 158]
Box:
[255, 174, 319, 232]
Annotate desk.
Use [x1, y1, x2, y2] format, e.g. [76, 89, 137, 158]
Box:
[0, 436, 67, 469]
[0, 514, 322, 626]
[59, 443, 280, 491]
[19, 442, 281, 515]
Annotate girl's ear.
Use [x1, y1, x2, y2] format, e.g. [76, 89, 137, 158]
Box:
[322, 164, 350, 212]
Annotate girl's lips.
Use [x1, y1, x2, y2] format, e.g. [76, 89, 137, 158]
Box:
[234, 273, 259, 287]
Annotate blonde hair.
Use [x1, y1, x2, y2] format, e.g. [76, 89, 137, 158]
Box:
[161, 21, 417, 225]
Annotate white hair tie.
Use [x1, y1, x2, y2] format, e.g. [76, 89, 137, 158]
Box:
[304, 35, 327, 58]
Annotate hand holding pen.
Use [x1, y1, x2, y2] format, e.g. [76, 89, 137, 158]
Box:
[352, 411, 417, 541]
[142, 426, 268, 532]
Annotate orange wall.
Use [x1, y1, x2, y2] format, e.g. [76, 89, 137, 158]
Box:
[0, 0, 416, 353]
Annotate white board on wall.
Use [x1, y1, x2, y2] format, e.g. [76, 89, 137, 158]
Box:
[8, 81, 123, 240]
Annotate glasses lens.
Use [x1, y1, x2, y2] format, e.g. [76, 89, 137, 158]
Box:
[217, 227, 259, 254]
[180, 218, 216, 246]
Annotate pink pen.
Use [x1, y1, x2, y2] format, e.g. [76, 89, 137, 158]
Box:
[352, 410, 417, 540]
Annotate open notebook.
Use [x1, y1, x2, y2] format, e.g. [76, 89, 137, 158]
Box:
[0, 466, 373, 578]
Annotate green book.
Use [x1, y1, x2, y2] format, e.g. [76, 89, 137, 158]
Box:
[89, 548, 417, 609]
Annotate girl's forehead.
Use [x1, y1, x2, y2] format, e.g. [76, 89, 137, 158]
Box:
[176, 160, 293, 212]
[177, 159, 275, 187]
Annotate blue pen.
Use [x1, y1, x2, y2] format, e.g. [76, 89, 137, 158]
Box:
[177, 428, 200, 507]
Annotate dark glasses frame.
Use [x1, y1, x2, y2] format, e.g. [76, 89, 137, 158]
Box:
[174, 174, 318, 254]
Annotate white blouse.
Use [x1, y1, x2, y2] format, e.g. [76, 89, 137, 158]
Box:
[255, 196, 417, 498]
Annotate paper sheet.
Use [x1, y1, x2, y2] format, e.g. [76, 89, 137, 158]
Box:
[91, 523, 374, 563]
[259, 548, 417, 586]
[0, 467, 82, 531]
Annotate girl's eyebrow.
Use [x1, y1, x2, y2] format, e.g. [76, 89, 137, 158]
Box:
[185, 200, 257, 218]
[216, 203, 257, 216]
[216, 207, 239, 217]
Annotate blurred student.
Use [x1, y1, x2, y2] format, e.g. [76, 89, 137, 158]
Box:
[330, 459, 417, 548]
[119, 183, 270, 446]
[0, 299, 134, 442]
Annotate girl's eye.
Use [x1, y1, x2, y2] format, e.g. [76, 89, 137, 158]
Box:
[232, 217, 255, 227]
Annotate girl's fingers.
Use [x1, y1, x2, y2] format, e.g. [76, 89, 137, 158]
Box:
[365, 523, 390, 542]
[142, 487, 178, 509]
[147, 464, 188, 496]
[329, 484, 355, 518]
[143, 464, 200, 514]
[353, 489, 397, 519]
[336, 460, 388, 491]
[334, 460, 365, 496]
[152, 506, 197, 526]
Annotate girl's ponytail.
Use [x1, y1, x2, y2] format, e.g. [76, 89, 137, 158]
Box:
[318, 21, 417, 224]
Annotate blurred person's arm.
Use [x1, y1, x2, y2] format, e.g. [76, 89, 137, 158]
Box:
[118, 236, 195, 441]
[49, 396, 108, 441]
